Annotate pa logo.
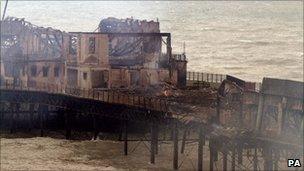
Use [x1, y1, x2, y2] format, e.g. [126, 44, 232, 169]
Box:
[288, 159, 301, 167]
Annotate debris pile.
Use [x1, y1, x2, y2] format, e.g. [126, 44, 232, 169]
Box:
[126, 82, 218, 124]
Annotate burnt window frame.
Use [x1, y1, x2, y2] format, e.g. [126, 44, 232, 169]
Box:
[42, 66, 49, 77]
[30, 65, 37, 77]
[69, 35, 78, 55]
[83, 72, 88, 80]
[54, 67, 60, 77]
[22, 67, 26, 76]
[89, 37, 96, 54]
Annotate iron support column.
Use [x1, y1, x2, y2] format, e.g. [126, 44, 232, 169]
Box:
[197, 125, 204, 171]
[124, 119, 128, 155]
[173, 120, 178, 170]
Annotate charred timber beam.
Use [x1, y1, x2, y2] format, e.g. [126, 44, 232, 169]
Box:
[69, 32, 171, 37]
[0, 89, 169, 122]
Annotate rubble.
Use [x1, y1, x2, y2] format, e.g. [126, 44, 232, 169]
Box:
[119, 81, 218, 124]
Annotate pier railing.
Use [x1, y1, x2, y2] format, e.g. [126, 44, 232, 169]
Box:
[186, 71, 262, 91]
[1, 79, 169, 112]
[186, 71, 226, 83]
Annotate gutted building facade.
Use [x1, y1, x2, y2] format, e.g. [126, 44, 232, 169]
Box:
[66, 18, 187, 89]
[1, 17, 187, 90]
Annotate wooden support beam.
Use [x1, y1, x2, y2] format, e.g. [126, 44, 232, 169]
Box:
[197, 125, 204, 171]
[173, 121, 178, 170]
[124, 119, 128, 156]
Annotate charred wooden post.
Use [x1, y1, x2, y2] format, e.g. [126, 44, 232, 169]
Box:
[173, 120, 178, 170]
[197, 125, 205, 171]
[124, 119, 128, 156]
[181, 127, 188, 154]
